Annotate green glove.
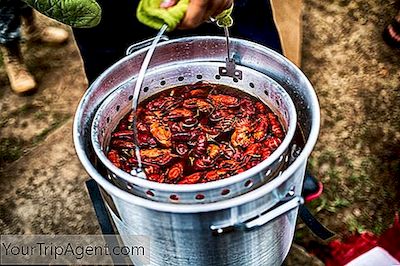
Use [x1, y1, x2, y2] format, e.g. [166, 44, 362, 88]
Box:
[23, 0, 102, 28]
[137, 0, 233, 31]
[137, 0, 189, 31]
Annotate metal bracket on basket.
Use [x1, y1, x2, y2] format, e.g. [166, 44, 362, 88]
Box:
[219, 26, 242, 80]
[126, 35, 169, 56]
[219, 58, 242, 80]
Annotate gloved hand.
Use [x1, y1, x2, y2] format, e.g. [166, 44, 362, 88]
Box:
[23, 0, 101, 28]
[137, 0, 233, 31]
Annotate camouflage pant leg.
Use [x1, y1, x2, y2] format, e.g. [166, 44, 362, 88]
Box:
[0, 0, 32, 44]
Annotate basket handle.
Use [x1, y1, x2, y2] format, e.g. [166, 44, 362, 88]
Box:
[210, 196, 303, 234]
[126, 35, 169, 56]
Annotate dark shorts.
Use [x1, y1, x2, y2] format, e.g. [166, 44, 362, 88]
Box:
[73, 0, 282, 83]
[0, 0, 32, 44]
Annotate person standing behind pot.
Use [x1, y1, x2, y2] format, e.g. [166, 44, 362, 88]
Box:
[72, 0, 283, 83]
[0, 0, 68, 95]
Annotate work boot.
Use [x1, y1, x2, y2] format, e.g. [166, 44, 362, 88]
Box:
[22, 10, 69, 44]
[1, 43, 37, 95]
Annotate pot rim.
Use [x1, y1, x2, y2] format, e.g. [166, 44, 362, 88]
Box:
[73, 36, 320, 213]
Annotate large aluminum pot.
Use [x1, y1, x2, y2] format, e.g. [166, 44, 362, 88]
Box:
[73, 36, 320, 265]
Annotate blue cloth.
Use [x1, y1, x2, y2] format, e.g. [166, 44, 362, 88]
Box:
[73, 0, 282, 83]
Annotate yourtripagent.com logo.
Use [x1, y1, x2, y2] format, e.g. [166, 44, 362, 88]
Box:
[0, 235, 149, 265]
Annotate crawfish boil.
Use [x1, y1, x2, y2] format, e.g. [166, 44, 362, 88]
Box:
[107, 82, 285, 184]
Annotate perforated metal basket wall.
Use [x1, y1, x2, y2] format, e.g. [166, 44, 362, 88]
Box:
[91, 62, 297, 204]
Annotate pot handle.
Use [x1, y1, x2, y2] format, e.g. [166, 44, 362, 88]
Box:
[210, 196, 303, 234]
[126, 35, 169, 56]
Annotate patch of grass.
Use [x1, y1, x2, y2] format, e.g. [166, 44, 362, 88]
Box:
[0, 137, 25, 166]
[347, 216, 366, 233]
[33, 110, 48, 120]
[327, 168, 340, 180]
[318, 150, 336, 165]
[327, 198, 350, 213]
[32, 113, 70, 144]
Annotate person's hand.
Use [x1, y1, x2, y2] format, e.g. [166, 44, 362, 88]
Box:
[161, 0, 233, 29]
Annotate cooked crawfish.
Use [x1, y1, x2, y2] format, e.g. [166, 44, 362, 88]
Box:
[165, 161, 184, 183]
[108, 82, 286, 184]
[208, 94, 240, 108]
[139, 148, 173, 166]
[148, 119, 172, 147]
[231, 118, 254, 148]
[253, 114, 269, 142]
[107, 150, 121, 168]
[178, 172, 203, 184]
[183, 98, 214, 113]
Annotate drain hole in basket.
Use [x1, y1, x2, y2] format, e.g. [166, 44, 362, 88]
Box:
[276, 99, 280, 107]
[160, 80, 166, 86]
[146, 190, 155, 197]
[143, 86, 149, 92]
[249, 82, 255, 88]
[244, 180, 253, 188]
[170, 194, 179, 201]
[221, 189, 230, 196]
[128, 95, 133, 101]
[196, 74, 203, 80]
[264, 90, 269, 96]
[195, 194, 205, 200]
[233, 78, 238, 83]
[178, 76, 184, 81]
[116, 105, 120, 112]
[106, 117, 110, 123]
[215, 75, 221, 80]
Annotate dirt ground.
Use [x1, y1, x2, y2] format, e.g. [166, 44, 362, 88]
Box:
[0, 0, 400, 264]
[297, 0, 400, 249]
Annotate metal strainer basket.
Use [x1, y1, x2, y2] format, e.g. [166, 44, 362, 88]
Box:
[91, 61, 297, 204]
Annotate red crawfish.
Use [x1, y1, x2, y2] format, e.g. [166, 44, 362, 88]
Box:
[178, 172, 203, 184]
[110, 139, 136, 149]
[203, 169, 230, 182]
[187, 88, 209, 98]
[137, 133, 157, 147]
[175, 143, 189, 156]
[218, 160, 242, 171]
[263, 136, 282, 151]
[239, 98, 256, 116]
[244, 143, 262, 158]
[183, 98, 214, 113]
[164, 108, 193, 121]
[147, 173, 165, 183]
[208, 94, 240, 108]
[268, 113, 284, 138]
[253, 114, 269, 142]
[255, 102, 267, 114]
[165, 161, 184, 183]
[192, 156, 215, 171]
[139, 148, 174, 166]
[146, 96, 179, 111]
[207, 144, 220, 159]
[107, 150, 121, 168]
[192, 133, 208, 157]
[231, 118, 254, 148]
[148, 119, 172, 147]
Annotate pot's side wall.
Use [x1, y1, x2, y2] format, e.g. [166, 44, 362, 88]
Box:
[106, 162, 306, 266]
